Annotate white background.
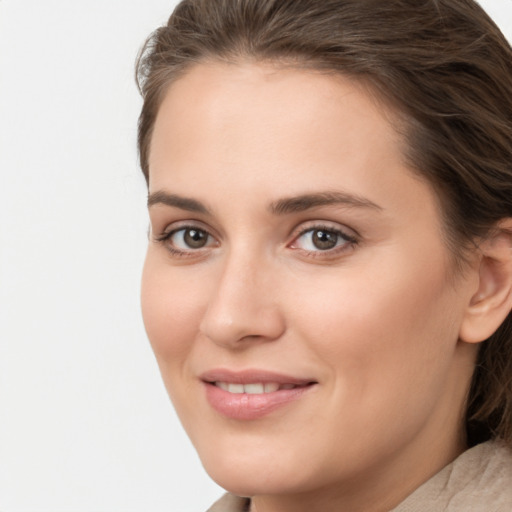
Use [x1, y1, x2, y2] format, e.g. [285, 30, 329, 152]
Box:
[0, 1, 511, 511]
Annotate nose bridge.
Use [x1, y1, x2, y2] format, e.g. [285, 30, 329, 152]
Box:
[199, 243, 284, 347]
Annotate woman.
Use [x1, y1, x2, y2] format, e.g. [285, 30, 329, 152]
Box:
[136, 0, 512, 510]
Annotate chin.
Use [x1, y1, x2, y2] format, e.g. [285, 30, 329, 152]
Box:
[206, 463, 310, 498]
[196, 438, 323, 497]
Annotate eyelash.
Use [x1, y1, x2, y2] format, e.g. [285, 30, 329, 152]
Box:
[154, 225, 216, 259]
[291, 224, 358, 259]
[154, 223, 358, 259]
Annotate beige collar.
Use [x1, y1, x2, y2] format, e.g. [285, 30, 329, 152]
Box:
[207, 440, 512, 512]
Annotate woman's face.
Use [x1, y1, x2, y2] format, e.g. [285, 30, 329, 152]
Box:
[142, 62, 479, 507]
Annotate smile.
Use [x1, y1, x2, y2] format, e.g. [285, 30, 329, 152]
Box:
[201, 370, 317, 420]
[214, 382, 299, 394]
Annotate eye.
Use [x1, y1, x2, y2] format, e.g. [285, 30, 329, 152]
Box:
[172, 228, 211, 249]
[156, 226, 217, 254]
[291, 226, 356, 253]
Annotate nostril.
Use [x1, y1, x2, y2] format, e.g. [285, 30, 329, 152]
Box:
[199, 306, 286, 348]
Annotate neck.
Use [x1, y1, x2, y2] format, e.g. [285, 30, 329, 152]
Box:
[249, 433, 466, 512]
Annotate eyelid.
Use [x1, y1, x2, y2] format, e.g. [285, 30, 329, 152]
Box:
[152, 219, 218, 241]
[152, 220, 220, 258]
[289, 220, 358, 243]
[287, 221, 359, 257]
[157, 226, 216, 244]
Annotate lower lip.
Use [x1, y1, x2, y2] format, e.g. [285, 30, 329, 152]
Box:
[203, 382, 315, 420]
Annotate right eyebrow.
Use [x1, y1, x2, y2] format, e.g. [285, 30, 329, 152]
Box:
[147, 191, 211, 215]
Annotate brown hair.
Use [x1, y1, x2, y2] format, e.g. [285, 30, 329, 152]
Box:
[136, 0, 512, 446]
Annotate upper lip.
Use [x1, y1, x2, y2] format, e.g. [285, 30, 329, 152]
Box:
[200, 368, 316, 386]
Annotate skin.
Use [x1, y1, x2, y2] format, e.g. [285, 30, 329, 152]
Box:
[141, 62, 485, 512]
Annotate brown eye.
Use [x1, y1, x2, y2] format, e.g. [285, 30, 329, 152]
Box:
[183, 228, 209, 248]
[166, 227, 214, 250]
[291, 225, 356, 254]
[312, 230, 339, 250]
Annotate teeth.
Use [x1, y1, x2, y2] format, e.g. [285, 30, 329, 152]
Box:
[264, 382, 280, 393]
[215, 382, 295, 394]
[227, 383, 244, 394]
[244, 383, 264, 394]
[217, 382, 229, 391]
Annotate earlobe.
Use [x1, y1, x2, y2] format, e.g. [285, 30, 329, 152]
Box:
[459, 219, 512, 344]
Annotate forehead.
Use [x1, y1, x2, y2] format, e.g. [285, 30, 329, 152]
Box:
[148, 61, 434, 220]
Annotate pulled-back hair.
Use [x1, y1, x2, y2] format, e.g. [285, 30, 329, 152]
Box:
[136, 0, 512, 446]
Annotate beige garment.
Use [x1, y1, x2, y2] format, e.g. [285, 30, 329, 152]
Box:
[207, 493, 250, 512]
[206, 440, 512, 511]
[391, 440, 512, 511]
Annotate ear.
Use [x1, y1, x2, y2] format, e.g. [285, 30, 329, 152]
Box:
[459, 219, 512, 344]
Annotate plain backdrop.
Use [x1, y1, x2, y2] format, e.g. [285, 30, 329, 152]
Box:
[0, 1, 511, 511]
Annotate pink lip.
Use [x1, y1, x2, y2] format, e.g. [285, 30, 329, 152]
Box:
[200, 369, 317, 421]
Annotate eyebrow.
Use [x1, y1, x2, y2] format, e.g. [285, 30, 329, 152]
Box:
[147, 191, 211, 214]
[269, 191, 382, 215]
[147, 190, 382, 216]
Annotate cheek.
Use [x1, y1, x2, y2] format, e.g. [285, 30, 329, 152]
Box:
[140, 252, 207, 366]
[276, 252, 465, 466]
[289, 248, 462, 400]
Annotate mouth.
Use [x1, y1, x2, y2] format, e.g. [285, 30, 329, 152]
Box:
[211, 381, 311, 394]
[200, 369, 317, 420]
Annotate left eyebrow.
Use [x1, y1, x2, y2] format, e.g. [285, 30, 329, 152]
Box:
[269, 191, 383, 215]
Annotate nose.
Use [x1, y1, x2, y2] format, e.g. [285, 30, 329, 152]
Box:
[199, 251, 286, 349]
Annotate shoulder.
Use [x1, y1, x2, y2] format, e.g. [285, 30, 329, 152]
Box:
[205, 442, 512, 512]
[393, 440, 512, 511]
[206, 493, 250, 512]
